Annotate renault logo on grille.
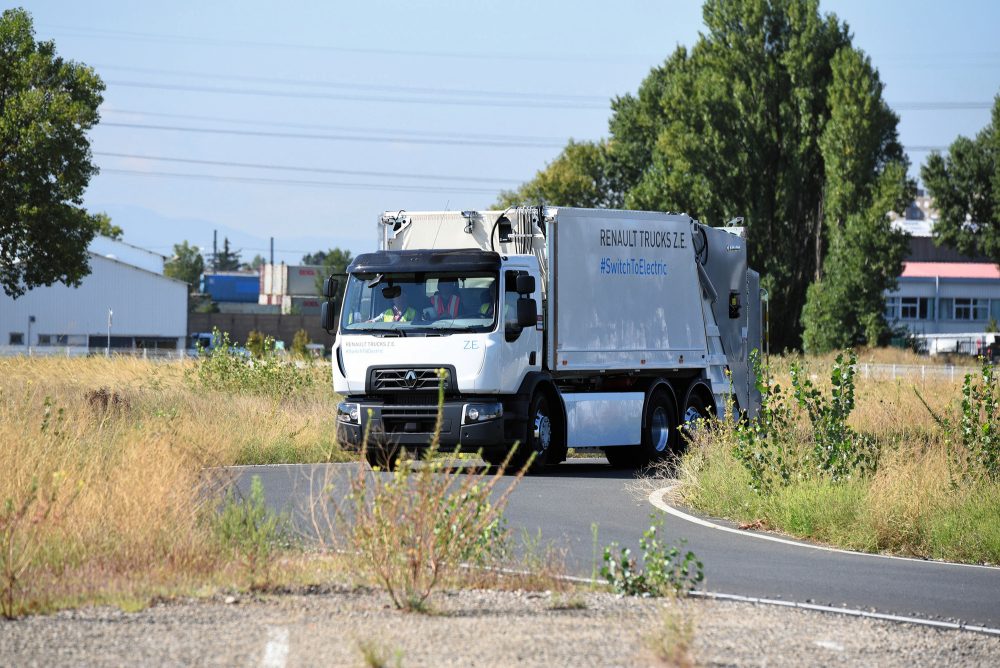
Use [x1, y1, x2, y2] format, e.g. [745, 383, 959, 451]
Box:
[403, 370, 418, 388]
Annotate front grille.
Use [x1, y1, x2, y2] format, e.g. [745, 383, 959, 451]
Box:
[380, 407, 449, 434]
[379, 393, 442, 406]
[371, 367, 451, 392]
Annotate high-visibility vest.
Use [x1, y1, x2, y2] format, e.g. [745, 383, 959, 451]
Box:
[431, 293, 460, 317]
[381, 306, 416, 322]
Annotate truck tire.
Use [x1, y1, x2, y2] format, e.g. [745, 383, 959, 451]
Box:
[604, 389, 678, 468]
[507, 392, 556, 473]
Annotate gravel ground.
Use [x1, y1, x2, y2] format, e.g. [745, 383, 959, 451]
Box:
[2, 587, 998, 667]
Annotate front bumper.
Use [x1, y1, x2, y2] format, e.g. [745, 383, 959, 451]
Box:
[336, 397, 507, 451]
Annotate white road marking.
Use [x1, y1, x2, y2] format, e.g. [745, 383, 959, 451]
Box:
[647, 484, 1000, 571]
[261, 627, 289, 668]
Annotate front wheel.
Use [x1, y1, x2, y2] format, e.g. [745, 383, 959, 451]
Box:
[508, 392, 557, 473]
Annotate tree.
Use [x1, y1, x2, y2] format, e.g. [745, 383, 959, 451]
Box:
[311, 247, 354, 295]
[0, 8, 105, 298]
[802, 164, 913, 351]
[210, 237, 241, 271]
[92, 212, 123, 240]
[165, 241, 205, 288]
[801, 48, 913, 351]
[241, 254, 265, 272]
[502, 0, 907, 350]
[495, 140, 623, 209]
[921, 95, 1000, 265]
[301, 250, 327, 266]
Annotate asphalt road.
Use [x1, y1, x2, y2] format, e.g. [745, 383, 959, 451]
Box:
[223, 459, 1000, 629]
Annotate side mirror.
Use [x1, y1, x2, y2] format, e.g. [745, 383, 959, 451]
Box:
[324, 276, 340, 299]
[320, 301, 337, 332]
[516, 298, 537, 328]
[515, 274, 536, 295]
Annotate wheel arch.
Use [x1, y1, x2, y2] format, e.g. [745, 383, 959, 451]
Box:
[514, 372, 567, 461]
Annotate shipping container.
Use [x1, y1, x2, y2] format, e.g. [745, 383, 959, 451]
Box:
[202, 273, 260, 303]
[259, 264, 322, 298]
[282, 295, 323, 315]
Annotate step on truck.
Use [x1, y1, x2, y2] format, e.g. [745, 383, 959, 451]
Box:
[321, 206, 763, 470]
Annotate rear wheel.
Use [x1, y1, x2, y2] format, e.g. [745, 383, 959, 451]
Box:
[604, 388, 678, 469]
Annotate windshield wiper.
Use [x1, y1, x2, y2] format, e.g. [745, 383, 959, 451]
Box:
[383, 328, 407, 337]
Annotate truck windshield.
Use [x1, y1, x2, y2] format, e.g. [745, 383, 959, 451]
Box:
[340, 272, 498, 334]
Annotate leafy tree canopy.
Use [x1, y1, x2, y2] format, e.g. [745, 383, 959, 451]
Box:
[92, 212, 122, 240]
[310, 247, 353, 295]
[921, 95, 1000, 265]
[165, 241, 205, 288]
[502, 0, 911, 350]
[0, 8, 105, 298]
[496, 140, 623, 209]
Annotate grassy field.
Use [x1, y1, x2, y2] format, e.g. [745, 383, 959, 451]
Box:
[0, 354, 353, 616]
[675, 349, 1000, 565]
[0, 353, 569, 617]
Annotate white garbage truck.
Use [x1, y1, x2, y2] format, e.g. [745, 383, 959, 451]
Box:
[321, 206, 762, 469]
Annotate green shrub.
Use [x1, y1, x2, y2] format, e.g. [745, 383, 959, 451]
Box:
[290, 329, 310, 359]
[192, 328, 315, 396]
[212, 475, 293, 585]
[732, 349, 876, 491]
[954, 360, 1000, 483]
[600, 516, 703, 596]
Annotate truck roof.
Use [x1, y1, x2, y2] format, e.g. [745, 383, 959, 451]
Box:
[349, 248, 501, 274]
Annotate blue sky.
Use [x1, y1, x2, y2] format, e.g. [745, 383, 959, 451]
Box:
[16, 0, 1000, 264]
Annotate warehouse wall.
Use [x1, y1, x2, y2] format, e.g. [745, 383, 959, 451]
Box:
[1, 253, 188, 350]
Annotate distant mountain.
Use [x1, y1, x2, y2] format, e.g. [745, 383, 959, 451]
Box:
[95, 204, 374, 266]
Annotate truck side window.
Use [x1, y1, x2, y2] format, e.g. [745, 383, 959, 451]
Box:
[504, 270, 523, 341]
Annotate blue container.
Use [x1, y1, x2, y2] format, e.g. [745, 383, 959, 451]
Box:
[202, 274, 259, 303]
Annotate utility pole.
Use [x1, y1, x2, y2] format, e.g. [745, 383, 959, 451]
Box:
[213, 230, 218, 272]
[27, 315, 35, 355]
[270, 236, 274, 267]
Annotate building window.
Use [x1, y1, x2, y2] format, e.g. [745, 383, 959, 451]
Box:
[899, 297, 933, 320]
[884, 296, 900, 320]
[953, 298, 989, 321]
[38, 335, 71, 346]
[9, 333, 24, 346]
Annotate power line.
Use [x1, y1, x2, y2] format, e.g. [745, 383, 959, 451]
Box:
[98, 121, 566, 148]
[94, 151, 521, 184]
[42, 24, 636, 64]
[101, 108, 569, 143]
[104, 79, 609, 109]
[99, 168, 503, 194]
[94, 64, 609, 103]
[892, 102, 993, 111]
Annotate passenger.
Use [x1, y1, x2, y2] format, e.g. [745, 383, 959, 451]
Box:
[479, 287, 494, 317]
[380, 288, 416, 322]
[431, 278, 461, 318]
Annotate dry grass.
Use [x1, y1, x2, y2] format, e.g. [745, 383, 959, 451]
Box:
[642, 600, 696, 667]
[0, 355, 347, 616]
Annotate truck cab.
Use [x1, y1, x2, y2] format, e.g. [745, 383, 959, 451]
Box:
[332, 248, 545, 467]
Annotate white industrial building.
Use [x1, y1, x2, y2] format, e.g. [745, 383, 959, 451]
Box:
[0, 236, 188, 355]
[885, 203, 1000, 355]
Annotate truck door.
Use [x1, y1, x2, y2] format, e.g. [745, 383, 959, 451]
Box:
[500, 268, 541, 391]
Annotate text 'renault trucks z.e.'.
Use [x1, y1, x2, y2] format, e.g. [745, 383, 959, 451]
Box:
[321, 207, 763, 470]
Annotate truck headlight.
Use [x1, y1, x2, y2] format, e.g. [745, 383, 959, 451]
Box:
[337, 401, 361, 425]
[463, 402, 502, 424]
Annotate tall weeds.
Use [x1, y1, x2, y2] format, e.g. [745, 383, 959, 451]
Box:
[0, 354, 341, 615]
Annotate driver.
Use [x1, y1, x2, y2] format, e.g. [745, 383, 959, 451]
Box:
[380, 288, 416, 322]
